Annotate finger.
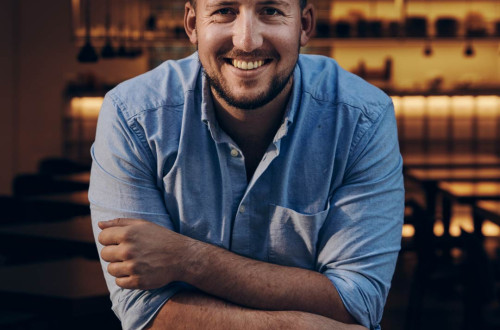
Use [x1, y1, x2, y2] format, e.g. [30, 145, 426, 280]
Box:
[98, 218, 141, 229]
[116, 275, 141, 290]
[101, 244, 128, 262]
[107, 261, 133, 278]
[98, 226, 127, 246]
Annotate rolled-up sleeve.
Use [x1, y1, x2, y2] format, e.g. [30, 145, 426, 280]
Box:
[89, 93, 185, 330]
[317, 103, 404, 329]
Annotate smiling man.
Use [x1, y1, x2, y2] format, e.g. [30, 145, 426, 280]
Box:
[89, 0, 404, 329]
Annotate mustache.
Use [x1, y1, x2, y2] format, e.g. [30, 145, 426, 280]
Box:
[217, 49, 279, 59]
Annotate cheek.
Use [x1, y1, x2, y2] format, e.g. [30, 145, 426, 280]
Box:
[266, 26, 301, 51]
[198, 26, 232, 50]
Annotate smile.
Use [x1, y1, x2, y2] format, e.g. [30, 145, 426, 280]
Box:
[231, 59, 266, 70]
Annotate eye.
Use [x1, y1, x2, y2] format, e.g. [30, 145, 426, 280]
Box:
[214, 8, 235, 16]
[262, 7, 280, 16]
[210, 7, 237, 22]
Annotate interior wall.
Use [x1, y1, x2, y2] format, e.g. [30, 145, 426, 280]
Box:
[0, 0, 149, 195]
[333, 42, 500, 91]
[2, 0, 500, 195]
[0, 0, 16, 195]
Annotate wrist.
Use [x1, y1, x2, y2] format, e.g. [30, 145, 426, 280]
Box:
[179, 236, 211, 284]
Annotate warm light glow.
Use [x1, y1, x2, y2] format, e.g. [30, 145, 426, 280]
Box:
[434, 221, 444, 236]
[402, 224, 415, 237]
[449, 225, 462, 237]
[476, 201, 500, 236]
[420, 211, 499, 238]
[70, 97, 104, 118]
[401, 96, 426, 118]
[440, 182, 500, 196]
[450, 248, 463, 259]
[409, 168, 500, 181]
[427, 96, 451, 117]
[391, 95, 500, 120]
[482, 221, 500, 236]
[476, 96, 499, 117]
[451, 96, 475, 118]
[451, 213, 475, 236]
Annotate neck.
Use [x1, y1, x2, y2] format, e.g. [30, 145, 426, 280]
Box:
[211, 78, 293, 181]
[211, 78, 293, 149]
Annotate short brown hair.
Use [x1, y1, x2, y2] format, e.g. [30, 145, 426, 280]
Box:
[189, 0, 307, 10]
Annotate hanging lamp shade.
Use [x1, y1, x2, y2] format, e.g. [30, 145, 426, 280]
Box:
[464, 42, 475, 57]
[423, 0, 432, 57]
[423, 41, 433, 56]
[77, 0, 98, 62]
[101, 0, 116, 59]
[101, 40, 116, 58]
[78, 41, 98, 62]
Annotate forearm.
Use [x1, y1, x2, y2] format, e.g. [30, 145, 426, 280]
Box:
[98, 219, 359, 325]
[146, 291, 366, 330]
[181, 241, 356, 324]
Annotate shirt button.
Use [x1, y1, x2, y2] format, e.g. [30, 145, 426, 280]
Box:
[230, 149, 239, 157]
[239, 205, 246, 213]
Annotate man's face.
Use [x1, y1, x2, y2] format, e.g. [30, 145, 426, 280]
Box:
[185, 0, 312, 110]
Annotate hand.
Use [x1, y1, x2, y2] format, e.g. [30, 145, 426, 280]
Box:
[98, 218, 195, 290]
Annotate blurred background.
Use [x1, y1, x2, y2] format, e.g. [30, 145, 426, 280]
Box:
[1, 0, 500, 329]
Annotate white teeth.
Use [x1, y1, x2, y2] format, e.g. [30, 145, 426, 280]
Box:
[231, 59, 265, 70]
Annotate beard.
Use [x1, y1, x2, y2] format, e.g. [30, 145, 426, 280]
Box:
[204, 68, 294, 110]
[201, 49, 298, 110]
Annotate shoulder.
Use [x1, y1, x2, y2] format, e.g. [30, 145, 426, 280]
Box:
[298, 54, 392, 122]
[105, 53, 201, 120]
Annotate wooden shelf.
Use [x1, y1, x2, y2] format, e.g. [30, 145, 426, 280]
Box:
[308, 36, 500, 47]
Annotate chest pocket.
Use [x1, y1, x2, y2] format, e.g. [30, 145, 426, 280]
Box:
[268, 204, 329, 270]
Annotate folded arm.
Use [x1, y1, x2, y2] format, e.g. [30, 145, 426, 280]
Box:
[146, 291, 366, 330]
[98, 218, 360, 326]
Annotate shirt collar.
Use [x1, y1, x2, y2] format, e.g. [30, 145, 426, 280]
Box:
[274, 63, 301, 142]
[200, 59, 303, 143]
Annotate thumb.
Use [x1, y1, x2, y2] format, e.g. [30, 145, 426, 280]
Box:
[98, 218, 137, 229]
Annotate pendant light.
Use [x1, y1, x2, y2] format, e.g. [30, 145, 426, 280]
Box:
[423, 0, 432, 56]
[464, 40, 475, 57]
[497, 0, 500, 55]
[117, 0, 128, 57]
[423, 40, 433, 56]
[129, 0, 144, 58]
[146, 0, 157, 31]
[77, 0, 98, 62]
[101, 0, 116, 58]
[463, 0, 474, 57]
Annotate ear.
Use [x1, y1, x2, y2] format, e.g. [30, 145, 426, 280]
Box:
[184, 1, 197, 44]
[299, 3, 316, 47]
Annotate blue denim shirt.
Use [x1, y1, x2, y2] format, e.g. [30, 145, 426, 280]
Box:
[89, 52, 404, 330]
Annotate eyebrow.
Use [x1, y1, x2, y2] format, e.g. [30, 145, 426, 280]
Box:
[205, 1, 238, 9]
[257, 0, 291, 8]
[205, 0, 291, 9]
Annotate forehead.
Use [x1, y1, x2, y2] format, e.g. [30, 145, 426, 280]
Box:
[198, 0, 298, 8]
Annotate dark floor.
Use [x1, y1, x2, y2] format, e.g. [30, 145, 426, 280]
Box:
[2, 244, 499, 330]
[1, 209, 499, 329]
[381, 236, 500, 330]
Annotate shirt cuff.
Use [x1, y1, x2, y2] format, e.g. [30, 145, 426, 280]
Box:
[113, 282, 193, 330]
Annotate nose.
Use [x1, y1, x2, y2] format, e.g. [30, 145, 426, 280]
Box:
[232, 11, 263, 52]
